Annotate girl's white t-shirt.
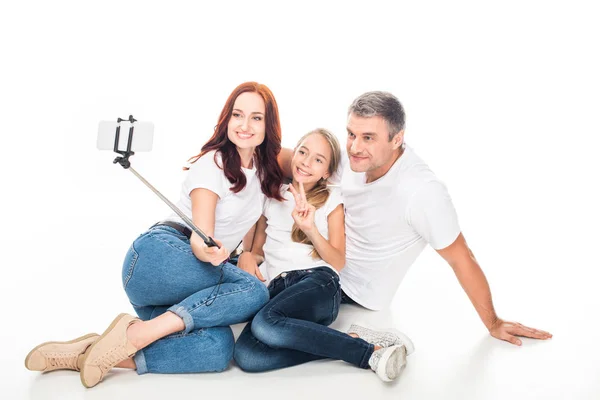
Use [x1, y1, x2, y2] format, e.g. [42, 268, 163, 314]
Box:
[261, 184, 343, 283]
[167, 150, 263, 252]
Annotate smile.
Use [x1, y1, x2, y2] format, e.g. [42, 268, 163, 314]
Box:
[236, 132, 254, 140]
[295, 167, 312, 177]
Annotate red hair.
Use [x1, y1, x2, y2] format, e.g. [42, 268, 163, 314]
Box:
[186, 82, 284, 201]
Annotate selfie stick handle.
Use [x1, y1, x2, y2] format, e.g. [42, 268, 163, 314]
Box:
[112, 115, 219, 248]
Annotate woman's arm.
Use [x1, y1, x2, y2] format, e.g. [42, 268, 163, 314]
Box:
[189, 188, 229, 265]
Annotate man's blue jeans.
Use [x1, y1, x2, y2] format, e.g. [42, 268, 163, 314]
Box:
[233, 267, 374, 372]
[121, 225, 269, 374]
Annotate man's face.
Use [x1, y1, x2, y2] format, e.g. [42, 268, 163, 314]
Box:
[346, 113, 402, 180]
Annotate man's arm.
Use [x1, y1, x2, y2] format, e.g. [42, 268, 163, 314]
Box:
[437, 233, 552, 345]
[277, 148, 294, 180]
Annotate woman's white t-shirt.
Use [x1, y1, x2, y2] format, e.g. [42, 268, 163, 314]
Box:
[167, 150, 263, 252]
[261, 184, 343, 283]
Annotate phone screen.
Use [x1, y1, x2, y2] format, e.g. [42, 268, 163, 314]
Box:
[96, 121, 154, 152]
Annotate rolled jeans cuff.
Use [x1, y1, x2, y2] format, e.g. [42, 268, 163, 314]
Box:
[359, 344, 375, 369]
[168, 305, 195, 333]
[134, 350, 148, 375]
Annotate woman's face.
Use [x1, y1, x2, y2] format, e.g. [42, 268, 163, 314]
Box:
[227, 91, 266, 151]
[291, 133, 332, 185]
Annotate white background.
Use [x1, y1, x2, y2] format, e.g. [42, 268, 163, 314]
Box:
[1, 1, 599, 399]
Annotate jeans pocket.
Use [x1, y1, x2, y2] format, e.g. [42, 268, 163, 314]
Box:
[122, 243, 139, 289]
[321, 282, 341, 326]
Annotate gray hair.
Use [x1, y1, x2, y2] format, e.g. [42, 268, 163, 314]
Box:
[348, 91, 406, 141]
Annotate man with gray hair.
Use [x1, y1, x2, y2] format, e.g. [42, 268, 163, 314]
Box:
[279, 90, 551, 345]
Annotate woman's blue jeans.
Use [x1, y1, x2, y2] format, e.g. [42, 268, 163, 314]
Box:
[233, 267, 374, 372]
[121, 225, 269, 374]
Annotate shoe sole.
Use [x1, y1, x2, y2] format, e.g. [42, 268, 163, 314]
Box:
[377, 346, 406, 382]
[350, 321, 415, 355]
[25, 333, 99, 371]
[79, 313, 132, 388]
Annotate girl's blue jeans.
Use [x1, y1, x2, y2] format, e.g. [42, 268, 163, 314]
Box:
[233, 267, 374, 372]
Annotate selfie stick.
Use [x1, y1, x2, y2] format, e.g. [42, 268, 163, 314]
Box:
[111, 115, 219, 248]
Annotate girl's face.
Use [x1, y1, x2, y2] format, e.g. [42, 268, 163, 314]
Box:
[227, 92, 266, 151]
[292, 133, 332, 186]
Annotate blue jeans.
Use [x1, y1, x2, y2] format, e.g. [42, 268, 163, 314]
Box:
[122, 225, 270, 374]
[233, 267, 374, 372]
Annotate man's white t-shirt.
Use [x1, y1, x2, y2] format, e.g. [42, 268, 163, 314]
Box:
[166, 150, 263, 252]
[339, 145, 461, 310]
[262, 184, 343, 284]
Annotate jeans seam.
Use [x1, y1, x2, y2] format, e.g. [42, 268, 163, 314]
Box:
[123, 243, 139, 289]
[330, 284, 341, 324]
[186, 276, 258, 314]
[161, 328, 206, 340]
[150, 226, 189, 240]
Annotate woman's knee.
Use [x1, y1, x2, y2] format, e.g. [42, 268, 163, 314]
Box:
[226, 266, 270, 315]
[204, 327, 235, 372]
[247, 281, 270, 313]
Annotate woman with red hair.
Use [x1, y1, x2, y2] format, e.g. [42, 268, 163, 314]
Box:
[25, 82, 285, 387]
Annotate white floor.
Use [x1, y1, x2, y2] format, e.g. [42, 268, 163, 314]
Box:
[5, 239, 599, 400]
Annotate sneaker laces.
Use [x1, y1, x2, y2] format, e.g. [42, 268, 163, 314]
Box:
[47, 352, 79, 370]
[96, 346, 130, 373]
[349, 325, 399, 348]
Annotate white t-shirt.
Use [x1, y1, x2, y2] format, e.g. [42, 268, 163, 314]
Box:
[339, 145, 461, 310]
[166, 150, 263, 252]
[262, 184, 343, 284]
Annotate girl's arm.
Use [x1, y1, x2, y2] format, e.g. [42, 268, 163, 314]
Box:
[303, 204, 346, 272]
[189, 188, 229, 265]
[237, 215, 268, 281]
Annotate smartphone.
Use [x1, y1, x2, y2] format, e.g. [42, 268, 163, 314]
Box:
[96, 120, 154, 152]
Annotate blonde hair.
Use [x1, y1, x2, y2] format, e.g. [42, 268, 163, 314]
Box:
[290, 128, 341, 258]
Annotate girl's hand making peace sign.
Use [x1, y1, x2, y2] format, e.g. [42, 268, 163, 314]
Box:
[289, 183, 317, 236]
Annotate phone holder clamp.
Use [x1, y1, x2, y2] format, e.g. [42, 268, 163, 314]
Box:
[112, 115, 137, 169]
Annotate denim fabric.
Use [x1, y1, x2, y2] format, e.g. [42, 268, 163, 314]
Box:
[234, 267, 374, 372]
[122, 225, 269, 374]
[341, 289, 358, 305]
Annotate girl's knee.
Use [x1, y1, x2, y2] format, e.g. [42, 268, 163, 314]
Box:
[249, 309, 281, 347]
[234, 333, 268, 373]
[233, 340, 257, 372]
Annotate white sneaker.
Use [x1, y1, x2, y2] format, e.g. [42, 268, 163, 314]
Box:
[368, 345, 407, 382]
[348, 323, 415, 355]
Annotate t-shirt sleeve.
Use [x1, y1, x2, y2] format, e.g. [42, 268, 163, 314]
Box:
[183, 152, 227, 199]
[325, 187, 343, 216]
[406, 181, 461, 250]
